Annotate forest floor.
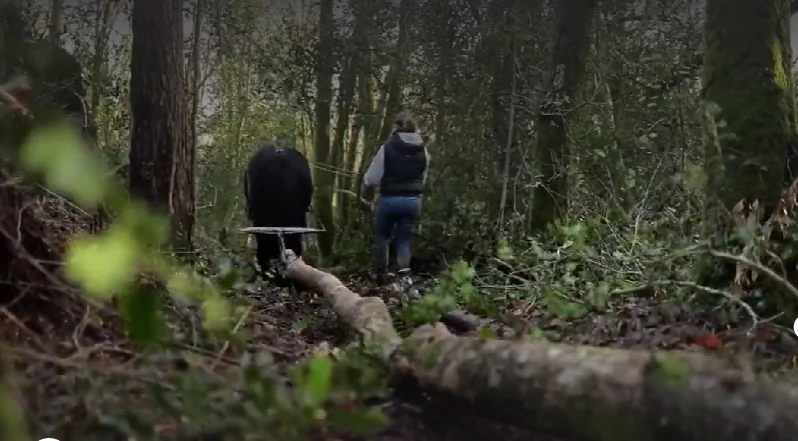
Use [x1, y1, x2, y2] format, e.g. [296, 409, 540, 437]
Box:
[3, 247, 798, 441]
[2, 172, 798, 440]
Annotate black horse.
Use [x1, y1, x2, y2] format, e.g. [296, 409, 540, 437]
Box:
[244, 145, 313, 286]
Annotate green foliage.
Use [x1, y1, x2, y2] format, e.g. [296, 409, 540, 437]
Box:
[66, 228, 140, 300]
[88, 345, 388, 441]
[397, 213, 704, 329]
[396, 261, 475, 328]
[21, 123, 108, 206]
[477, 217, 686, 320]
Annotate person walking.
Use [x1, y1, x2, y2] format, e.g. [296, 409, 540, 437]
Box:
[363, 111, 429, 283]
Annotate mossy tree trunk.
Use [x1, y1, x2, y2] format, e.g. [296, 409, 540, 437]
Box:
[312, 0, 336, 259]
[89, 0, 116, 119]
[490, 0, 542, 228]
[368, 0, 412, 151]
[188, 0, 202, 245]
[701, 0, 795, 214]
[129, 0, 194, 252]
[341, 0, 376, 229]
[47, 0, 64, 42]
[331, 0, 371, 231]
[430, 0, 455, 146]
[351, 38, 377, 183]
[588, 0, 634, 209]
[352, 57, 377, 197]
[529, 0, 598, 232]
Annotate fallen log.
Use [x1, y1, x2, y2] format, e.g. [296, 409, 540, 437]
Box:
[400, 324, 798, 441]
[283, 251, 401, 356]
[281, 252, 798, 441]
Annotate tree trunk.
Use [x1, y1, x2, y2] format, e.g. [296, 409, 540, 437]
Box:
[354, 72, 378, 187]
[585, 0, 633, 208]
[86, 0, 115, 232]
[430, 0, 455, 146]
[129, 0, 194, 252]
[352, 5, 378, 203]
[330, 52, 358, 229]
[47, 0, 64, 42]
[89, 0, 115, 122]
[497, 40, 517, 234]
[491, 0, 536, 215]
[338, 0, 374, 229]
[342, 69, 373, 227]
[375, 0, 412, 145]
[359, 0, 411, 197]
[188, 0, 203, 247]
[312, 0, 336, 259]
[529, 0, 598, 232]
[702, 0, 795, 213]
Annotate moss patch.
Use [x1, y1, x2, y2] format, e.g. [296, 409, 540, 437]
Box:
[651, 355, 691, 389]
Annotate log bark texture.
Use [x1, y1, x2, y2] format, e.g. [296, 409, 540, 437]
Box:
[400, 323, 798, 441]
[280, 252, 798, 441]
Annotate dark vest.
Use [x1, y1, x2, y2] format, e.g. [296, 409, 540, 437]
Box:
[380, 134, 427, 196]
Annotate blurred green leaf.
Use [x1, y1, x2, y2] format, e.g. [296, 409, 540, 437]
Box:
[65, 227, 140, 300]
[301, 354, 332, 409]
[122, 287, 164, 344]
[20, 122, 109, 207]
[201, 295, 231, 331]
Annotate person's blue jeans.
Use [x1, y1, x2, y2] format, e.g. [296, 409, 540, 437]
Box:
[375, 195, 421, 273]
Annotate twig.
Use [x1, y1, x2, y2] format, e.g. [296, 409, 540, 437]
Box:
[71, 303, 92, 349]
[615, 278, 788, 333]
[0, 307, 47, 352]
[166, 342, 241, 366]
[36, 185, 91, 216]
[13, 201, 32, 248]
[65, 342, 136, 363]
[210, 305, 252, 369]
[2, 345, 144, 378]
[666, 280, 762, 331]
[709, 249, 798, 302]
[0, 225, 68, 290]
[608, 284, 655, 297]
